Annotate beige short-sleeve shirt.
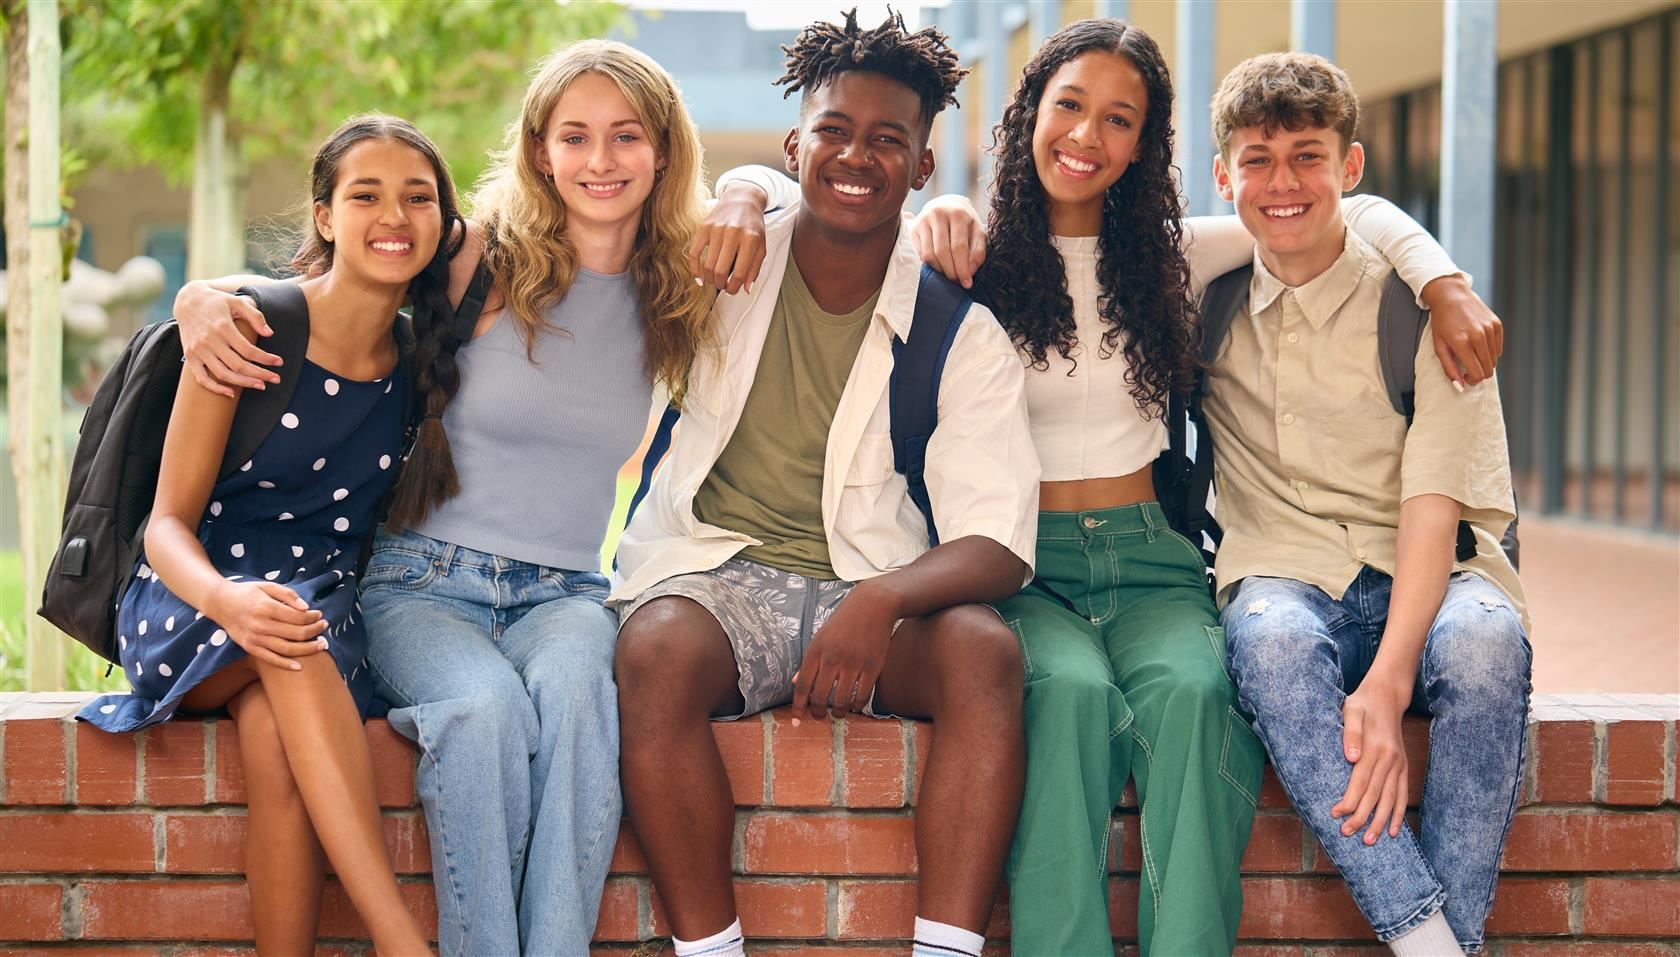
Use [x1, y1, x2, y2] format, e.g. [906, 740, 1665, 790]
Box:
[1200, 229, 1527, 628]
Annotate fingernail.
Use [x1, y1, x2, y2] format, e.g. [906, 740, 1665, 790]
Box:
[1452, 379, 1466, 394]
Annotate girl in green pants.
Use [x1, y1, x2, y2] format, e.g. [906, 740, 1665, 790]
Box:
[910, 18, 1496, 955]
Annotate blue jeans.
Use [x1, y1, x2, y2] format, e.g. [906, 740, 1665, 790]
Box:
[1223, 567, 1530, 953]
[361, 528, 621, 957]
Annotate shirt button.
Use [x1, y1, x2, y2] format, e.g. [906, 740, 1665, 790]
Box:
[1356, 548, 1368, 559]
[1082, 516, 1099, 529]
[1282, 413, 1296, 425]
[1286, 332, 1299, 344]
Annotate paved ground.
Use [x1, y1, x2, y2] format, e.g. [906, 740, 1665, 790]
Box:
[1520, 516, 1679, 693]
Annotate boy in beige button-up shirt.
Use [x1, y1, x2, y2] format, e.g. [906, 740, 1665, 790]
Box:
[1204, 53, 1531, 957]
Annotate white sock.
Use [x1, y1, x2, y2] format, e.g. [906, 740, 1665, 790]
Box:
[671, 917, 746, 957]
[911, 916, 985, 957]
[1388, 910, 1465, 956]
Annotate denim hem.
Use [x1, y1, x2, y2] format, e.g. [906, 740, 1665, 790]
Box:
[1371, 886, 1448, 942]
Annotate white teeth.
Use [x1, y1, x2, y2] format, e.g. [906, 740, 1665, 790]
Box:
[583, 182, 624, 193]
[832, 182, 873, 196]
[1057, 152, 1097, 173]
[1264, 205, 1308, 218]
[371, 241, 411, 252]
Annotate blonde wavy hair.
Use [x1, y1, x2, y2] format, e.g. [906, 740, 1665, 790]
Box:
[472, 39, 711, 390]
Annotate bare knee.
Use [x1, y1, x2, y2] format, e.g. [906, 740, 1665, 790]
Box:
[614, 597, 738, 723]
[925, 605, 1024, 715]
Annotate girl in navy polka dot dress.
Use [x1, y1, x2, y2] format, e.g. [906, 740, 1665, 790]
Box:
[79, 115, 454, 956]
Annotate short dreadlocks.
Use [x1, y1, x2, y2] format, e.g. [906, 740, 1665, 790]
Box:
[774, 8, 969, 129]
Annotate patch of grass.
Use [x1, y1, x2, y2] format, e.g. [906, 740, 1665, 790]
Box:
[0, 551, 126, 693]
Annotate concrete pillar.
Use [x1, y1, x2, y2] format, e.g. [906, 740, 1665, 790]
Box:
[1440, 0, 1498, 292]
[977, 0, 1006, 199]
[1176, 0, 1219, 216]
[1290, 0, 1336, 59]
[1029, 0, 1057, 47]
[934, 0, 972, 202]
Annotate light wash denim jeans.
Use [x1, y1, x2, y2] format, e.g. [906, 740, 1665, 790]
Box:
[1223, 567, 1531, 953]
[361, 527, 621, 957]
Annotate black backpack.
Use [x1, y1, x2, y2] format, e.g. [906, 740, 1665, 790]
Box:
[37, 267, 493, 666]
[622, 263, 974, 549]
[1155, 264, 1520, 573]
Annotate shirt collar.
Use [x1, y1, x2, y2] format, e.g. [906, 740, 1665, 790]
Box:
[1248, 227, 1373, 329]
[768, 201, 921, 341]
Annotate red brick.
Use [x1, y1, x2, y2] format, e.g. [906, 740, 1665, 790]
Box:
[1501, 809, 1679, 871]
[4, 948, 164, 956]
[836, 879, 915, 939]
[141, 721, 207, 806]
[75, 721, 138, 805]
[318, 878, 437, 939]
[593, 878, 642, 942]
[843, 719, 907, 808]
[214, 716, 245, 803]
[80, 880, 251, 940]
[1258, 767, 1291, 809]
[769, 710, 835, 806]
[741, 813, 916, 875]
[4, 718, 68, 804]
[1236, 876, 1369, 940]
[609, 822, 648, 874]
[714, 716, 766, 806]
[1486, 877, 1574, 935]
[1241, 814, 1304, 873]
[1232, 948, 1308, 957]
[162, 811, 430, 874]
[1499, 944, 1675, 957]
[1604, 720, 1667, 806]
[1582, 876, 1680, 936]
[652, 879, 826, 938]
[1118, 778, 1138, 809]
[0, 882, 63, 941]
[1106, 877, 1140, 938]
[758, 949, 905, 957]
[0, 812, 155, 872]
[365, 719, 418, 808]
[1534, 719, 1597, 803]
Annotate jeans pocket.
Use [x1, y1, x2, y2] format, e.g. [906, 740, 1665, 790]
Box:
[362, 551, 440, 592]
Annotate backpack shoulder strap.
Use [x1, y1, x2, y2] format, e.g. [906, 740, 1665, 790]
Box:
[222, 281, 310, 478]
[890, 264, 973, 548]
[1377, 270, 1430, 421]
[1198, 264, 1253, 367]
[453, 261, 493, 342]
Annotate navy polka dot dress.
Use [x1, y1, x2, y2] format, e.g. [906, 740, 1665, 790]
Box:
[80, 358, 407, 732]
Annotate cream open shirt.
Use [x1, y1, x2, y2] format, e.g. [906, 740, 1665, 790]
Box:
[609, 203, 1041, 605]
[1200, 229, 1529, 629]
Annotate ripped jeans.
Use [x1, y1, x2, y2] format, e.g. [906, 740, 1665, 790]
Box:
[1223, 568, 1531, 953]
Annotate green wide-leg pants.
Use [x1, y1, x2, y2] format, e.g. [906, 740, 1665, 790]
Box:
[997, 504, 1265, 956]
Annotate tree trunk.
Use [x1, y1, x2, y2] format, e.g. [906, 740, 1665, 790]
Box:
[186, 59, 245, 279]
[21, 0, 63, 689]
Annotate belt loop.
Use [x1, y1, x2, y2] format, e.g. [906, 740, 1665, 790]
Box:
[1142, 504, 1160, 543]
[436, 543, 457, 575]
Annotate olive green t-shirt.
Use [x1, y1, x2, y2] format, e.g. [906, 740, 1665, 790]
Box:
[692, 259, 878, 579]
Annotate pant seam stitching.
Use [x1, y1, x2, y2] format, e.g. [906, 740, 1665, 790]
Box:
[1129, 727, 1163, 918]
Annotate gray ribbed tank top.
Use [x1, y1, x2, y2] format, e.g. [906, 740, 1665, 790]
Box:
[412, 268, 651, 570]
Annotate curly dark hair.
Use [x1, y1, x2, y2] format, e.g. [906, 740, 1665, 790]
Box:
[971, 18, 1197, 416]
[774, 8, 969, 130]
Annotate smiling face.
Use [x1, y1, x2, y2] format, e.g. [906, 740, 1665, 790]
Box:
[312, 138, 444, 288]
[1215, 124, 1364, 284]
[535, 70, 663, 241]
[784, 69, 934, 242]
[1031, 50, 1148, 236]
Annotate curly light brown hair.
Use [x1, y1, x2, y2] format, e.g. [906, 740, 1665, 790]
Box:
[1211, 51, 1359, 159]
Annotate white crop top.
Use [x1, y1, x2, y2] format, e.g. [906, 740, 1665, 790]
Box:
[1025, 236, 1167, 481]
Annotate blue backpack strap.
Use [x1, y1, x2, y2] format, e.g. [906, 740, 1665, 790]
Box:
[622, 401, 681, 531]
[890, 265, 973, 547]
